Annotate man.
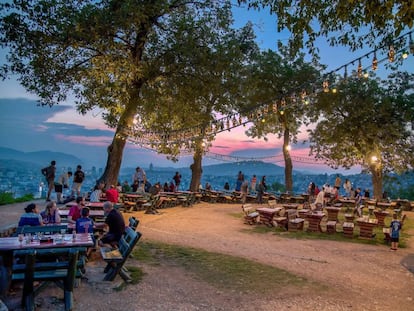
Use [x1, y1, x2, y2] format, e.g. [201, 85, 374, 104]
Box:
[71, 165, 85, 198]
[99, 201, 125, 247]
[132, 166, 146, 192]
[41, 160, 56, 202]
[314, 186, 325, 210]
[55, 171, 72, 204]
[173, 171, 181, 191]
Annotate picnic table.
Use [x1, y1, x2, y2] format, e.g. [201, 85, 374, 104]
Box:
[325, 206, 341, 222]
[356, 217, 378, 238]
[373, 210, 389, 226]
[282, 203, 299, 210]
[376, 202, 392, 211]
[59, 209, 104, 220]
[306, 212, 325, 233]
[256, 207, 282, 227]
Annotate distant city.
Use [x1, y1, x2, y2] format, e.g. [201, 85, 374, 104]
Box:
[2, 156, 413, 201]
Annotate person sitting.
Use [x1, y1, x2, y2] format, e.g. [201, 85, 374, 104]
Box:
[89, 185, 102, 202]
[75, 207, 95, 260]
[105, 185, 119, 203]
[68, 196, 84, 224]
[40, 201, 61, 224]
[18, 203, 43, 227]
[354, 188, 363, 217]
[76, 207, 94, 234]
[99, 201, 125, 247]
[122, 180, 131, 193]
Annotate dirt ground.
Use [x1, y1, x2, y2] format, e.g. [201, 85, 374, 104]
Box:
[1, 200, 414, 311]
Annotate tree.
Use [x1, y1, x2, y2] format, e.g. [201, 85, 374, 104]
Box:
[0, 0, 255, 188]
[241, 0, 414, 56]
[241, 48, 322, 192]
[308, 72, 414, 199]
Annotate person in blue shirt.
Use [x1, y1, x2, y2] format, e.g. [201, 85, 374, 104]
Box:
[390, 213, 402, 251]
[76, 207, 94, 234]
[18, 203, 43, 227]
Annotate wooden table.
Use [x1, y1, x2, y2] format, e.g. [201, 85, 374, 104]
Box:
[256, 207, 282, 227]
[376, 202, 391, 211]
[356, 218, 378, 238]
[85, 202, 105, 209]
[282, 203, 299, 210]
[325, 206, 341, 222]
[0, 233, 94, 251]
[373, 210, 389, 227]
[305, 212, 325, 233]
[59, 209, 104, 220]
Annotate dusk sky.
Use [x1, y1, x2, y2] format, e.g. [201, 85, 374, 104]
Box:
[1, 2, 413, 174]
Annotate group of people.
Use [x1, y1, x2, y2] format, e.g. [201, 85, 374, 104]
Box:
[18, 198, 126, 250]
[41, 160, 85, 204]
[231, 171, 267, 204]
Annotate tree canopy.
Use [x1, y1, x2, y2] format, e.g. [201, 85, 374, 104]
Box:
[308, 72, 414, 198]
[241, 0, 414, 56]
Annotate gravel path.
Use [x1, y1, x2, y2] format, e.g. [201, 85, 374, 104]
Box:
[1, 201, 413, 310]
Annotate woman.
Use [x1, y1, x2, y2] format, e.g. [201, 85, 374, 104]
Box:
[40, 201, 61, 224]
[18, 203, 43, 227]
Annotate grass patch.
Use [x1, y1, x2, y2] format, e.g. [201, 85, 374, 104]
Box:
[113, 266, 146, 291]
[0, 192, 35, 205]
[132, 241, 314, 294]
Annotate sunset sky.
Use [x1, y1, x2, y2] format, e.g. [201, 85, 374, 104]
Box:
[1, 2, 413, 174]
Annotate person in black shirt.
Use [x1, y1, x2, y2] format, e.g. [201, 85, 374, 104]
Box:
[99, 201, 125, 247]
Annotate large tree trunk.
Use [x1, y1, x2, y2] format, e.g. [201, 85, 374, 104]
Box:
[282, 128, 293, 192]
[100, 133, 127, 188]
[370, 165, 383, 200]
[190, 141, 203, 192]
[98, 97, 139, 189]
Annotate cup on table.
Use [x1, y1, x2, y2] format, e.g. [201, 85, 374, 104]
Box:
[18, 234, 24, 245]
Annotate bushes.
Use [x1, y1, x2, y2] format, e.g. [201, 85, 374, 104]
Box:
[0, 192, 35, 205]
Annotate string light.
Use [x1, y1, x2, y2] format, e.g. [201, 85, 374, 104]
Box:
[357, 59, 362, 78]
[372, 52, 378, 70]
[388, 45, 395, 62]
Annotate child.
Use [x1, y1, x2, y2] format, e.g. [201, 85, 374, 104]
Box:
[76, 207, 94, 235]
[390, 213, 402, 251]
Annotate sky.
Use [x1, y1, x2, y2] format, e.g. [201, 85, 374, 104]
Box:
[0, 2, 413, 174]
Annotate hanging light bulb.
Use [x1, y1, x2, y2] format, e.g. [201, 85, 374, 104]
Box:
[357, 59, 362, 78]
[323, 80, 329, 92]
[388, 45, 395, 62]
[402, 50, 409, 59]
[372, 52, 378, 71]
[363, 71, 369, 78]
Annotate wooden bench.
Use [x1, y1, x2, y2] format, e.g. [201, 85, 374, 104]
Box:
[13, 225, 68, 237]
[12, 247, 87, 311]
[288, 218, 304, 232]
[326, 221, 337, 234]
[241, 204, 259, 225]
[100, 227, 142, 281]
[342, 222, 354, 238]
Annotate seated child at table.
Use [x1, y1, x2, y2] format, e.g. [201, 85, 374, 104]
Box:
[76, 207, 94, 235]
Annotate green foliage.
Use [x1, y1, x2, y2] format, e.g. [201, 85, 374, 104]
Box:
[0, 192, 34, 205]
[241, 0, 414, 57]
[133, 241, 313, 293]
[269, 181, 285, 193]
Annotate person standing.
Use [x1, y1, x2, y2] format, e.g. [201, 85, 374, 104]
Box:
[250, 175, 257, 192]
[55, 171, 72, 204]
[343, 179, 352, 198]
[173, 171, 182, 191]
[71, 165, 85, 198]
[41, 160, 56, 202]
[334, 174, 341, 191]
[133, 167, 146, 192]
[256, 178, 266, 204]
[390, 214, 402, 251]
[240, 178, 249, 204]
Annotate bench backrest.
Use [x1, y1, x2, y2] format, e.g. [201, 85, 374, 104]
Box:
[128, 217, 139, 231]
[242, 204, 254, 214]
[13, 224, 67, 236]
[119, 228, 142, 259]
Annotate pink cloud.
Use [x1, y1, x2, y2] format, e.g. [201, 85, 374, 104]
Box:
[54, 134, 112, 147]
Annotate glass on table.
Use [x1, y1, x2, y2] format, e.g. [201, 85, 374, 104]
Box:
[18, 234, 24, 246]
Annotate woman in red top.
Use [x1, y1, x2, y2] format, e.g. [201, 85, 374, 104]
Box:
[68, 196, 83, 224]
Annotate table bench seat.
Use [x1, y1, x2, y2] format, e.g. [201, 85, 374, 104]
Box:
[326, 221, 337, 234]
[342, 222, 354, 238]
[288, 218, 304, 232]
